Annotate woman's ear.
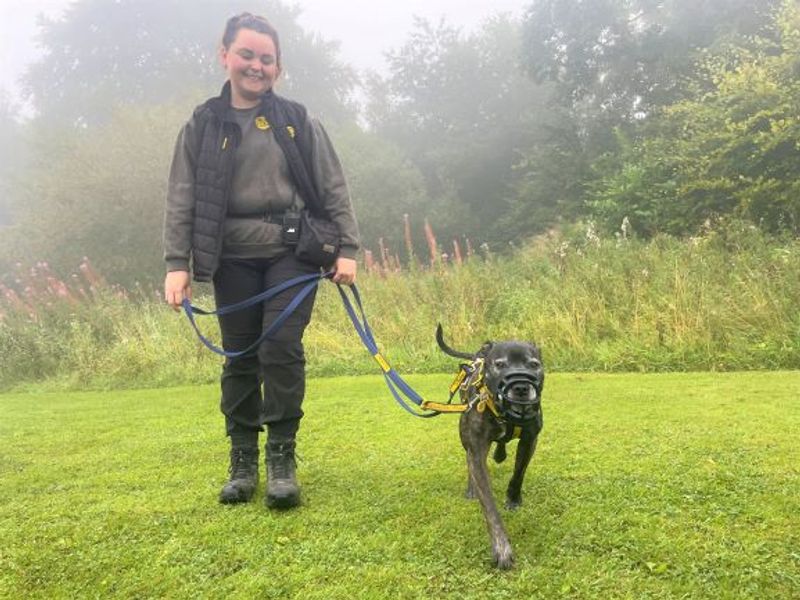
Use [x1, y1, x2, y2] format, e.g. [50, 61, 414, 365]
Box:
[218, 45, 228, 69]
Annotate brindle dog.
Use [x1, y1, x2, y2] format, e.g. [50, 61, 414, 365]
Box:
[436, 325, 544, 570]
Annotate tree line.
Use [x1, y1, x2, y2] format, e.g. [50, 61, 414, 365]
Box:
[0, 0, 797, 285]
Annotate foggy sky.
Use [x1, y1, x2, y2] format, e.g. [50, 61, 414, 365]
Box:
[0, 0, 529, 108]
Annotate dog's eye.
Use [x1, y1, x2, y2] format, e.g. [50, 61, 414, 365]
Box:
[493, 358, 508, 369]
[527, 358, 541, 368]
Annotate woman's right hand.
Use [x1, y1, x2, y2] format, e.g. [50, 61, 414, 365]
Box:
[164, 270, 192, 311]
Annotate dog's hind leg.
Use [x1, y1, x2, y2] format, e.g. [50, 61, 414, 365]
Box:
[466, 446, 514, 569]
[505, 431, 538, 510]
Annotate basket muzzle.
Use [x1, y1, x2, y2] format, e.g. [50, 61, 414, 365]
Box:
[496, 370, 541, 425]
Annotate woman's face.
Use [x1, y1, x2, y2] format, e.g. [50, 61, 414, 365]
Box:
[220, 28, 280, 108]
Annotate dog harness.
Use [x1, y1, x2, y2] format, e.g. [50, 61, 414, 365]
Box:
[421, 358, 539, 440]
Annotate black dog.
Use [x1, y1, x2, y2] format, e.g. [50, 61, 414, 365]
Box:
[436, 325, 544, 570]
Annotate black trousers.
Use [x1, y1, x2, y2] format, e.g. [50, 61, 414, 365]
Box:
[213, 253, 320, 442]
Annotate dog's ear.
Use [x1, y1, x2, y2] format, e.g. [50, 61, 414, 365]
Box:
[477, 341, 494, 358]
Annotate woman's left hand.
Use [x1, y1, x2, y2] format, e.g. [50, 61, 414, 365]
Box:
[331, 257, 357, 286]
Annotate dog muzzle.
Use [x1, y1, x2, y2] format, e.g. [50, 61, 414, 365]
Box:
[496, 371, 541, 425]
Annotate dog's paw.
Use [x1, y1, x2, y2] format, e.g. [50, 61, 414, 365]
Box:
[492, 544, 515, 570]
[504, 496, 522, 511]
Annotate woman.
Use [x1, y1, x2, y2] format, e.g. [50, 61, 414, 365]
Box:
[163, 13, 359, 509]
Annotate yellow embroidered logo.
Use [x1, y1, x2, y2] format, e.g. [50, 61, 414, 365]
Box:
[255, 116, 270, 130]
[287, 125, 296, 138]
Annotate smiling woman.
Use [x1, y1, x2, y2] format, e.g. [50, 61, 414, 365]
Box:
[162, 11, 361, 511]
[220, 21, 282, 108]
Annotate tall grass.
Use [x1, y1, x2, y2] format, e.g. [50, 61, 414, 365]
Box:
[1, 221, 798, 391]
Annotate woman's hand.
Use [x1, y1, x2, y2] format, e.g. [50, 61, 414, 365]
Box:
[164, 270, 192, 311]
[331, 257, 357, 286]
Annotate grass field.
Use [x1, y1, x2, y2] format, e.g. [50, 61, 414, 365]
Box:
[1, 372, 799, 599]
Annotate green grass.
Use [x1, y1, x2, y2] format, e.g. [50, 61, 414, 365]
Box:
[1, 372, 799, 598]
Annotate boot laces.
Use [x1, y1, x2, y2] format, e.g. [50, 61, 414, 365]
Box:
[230, 447, 257, 479]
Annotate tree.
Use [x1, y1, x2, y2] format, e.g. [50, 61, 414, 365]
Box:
[23, 0, 356, 127]
[589, 1, 800, 235]
[522, 0, 782, 120]
[332, 125, 441, 258]
[366, 15, 555, 246]
[515, 0, 787, 237]
[0, 91, 23, 227]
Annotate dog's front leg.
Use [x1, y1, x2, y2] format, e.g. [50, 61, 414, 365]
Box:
[506, 431, 538, 510]
[464, 455, 477, 499]
[466, 445, 514, 569]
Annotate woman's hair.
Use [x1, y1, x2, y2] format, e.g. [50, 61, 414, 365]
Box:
[222, 12, 281, 66]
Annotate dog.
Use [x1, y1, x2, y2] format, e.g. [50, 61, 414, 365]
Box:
[436, 324, 544, 570]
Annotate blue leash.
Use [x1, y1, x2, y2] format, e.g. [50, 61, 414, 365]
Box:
[181, 271, 330, 359]
[335, 284, 439, 418]
[182, 272, 440, 417]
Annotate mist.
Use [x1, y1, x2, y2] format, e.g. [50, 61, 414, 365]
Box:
[0, 0, 797, 287]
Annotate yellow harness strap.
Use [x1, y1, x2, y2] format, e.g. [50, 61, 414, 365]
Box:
[475, 383, 501, 418]
[419, 365, 472, 413]
[420, 401, 468, 413]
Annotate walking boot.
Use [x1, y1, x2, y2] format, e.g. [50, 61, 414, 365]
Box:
[265, 441, 300, 509]
[219, 446, 259, 504]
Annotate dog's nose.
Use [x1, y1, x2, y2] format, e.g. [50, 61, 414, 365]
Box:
[510, 382, 532, 397]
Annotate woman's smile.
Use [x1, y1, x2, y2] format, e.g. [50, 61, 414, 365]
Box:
[221, 28, 281, 108]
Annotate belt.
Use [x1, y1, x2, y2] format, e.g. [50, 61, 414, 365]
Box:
[262, 212, 285, 224]
[227, 212, 286, 224]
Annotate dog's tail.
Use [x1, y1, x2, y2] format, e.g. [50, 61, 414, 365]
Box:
[436, 324, 474, 360]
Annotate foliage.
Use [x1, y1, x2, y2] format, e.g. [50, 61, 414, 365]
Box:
[0, 92, 24, 227]
[517, 0, 786, 239]
[590, 1, 800, 235]
[0, 103, 188, 283]
[366, 15, 555, 245]
[522, 0, 781, 118]
[2, 222, 798, 392]
[329, 124, 441, 257]
[1, 372, 799, 597]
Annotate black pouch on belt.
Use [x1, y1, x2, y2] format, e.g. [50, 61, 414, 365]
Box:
[295, 210, 340, 267]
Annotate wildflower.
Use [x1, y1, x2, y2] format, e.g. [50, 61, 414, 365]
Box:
[621, 216, 631, 240]
[452, 239, 463, 265]
[424, 219, 438, 265]
[585, 221, 600, 246]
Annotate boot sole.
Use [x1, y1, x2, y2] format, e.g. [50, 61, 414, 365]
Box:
[219, 483, 257, 504]
[265, 493, 301, 509]
[219, 494, 254, 504]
